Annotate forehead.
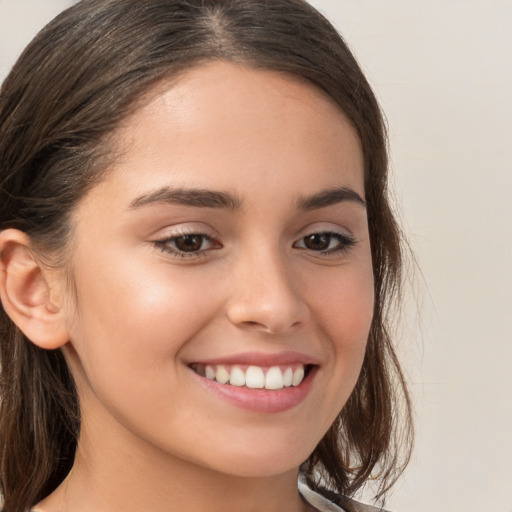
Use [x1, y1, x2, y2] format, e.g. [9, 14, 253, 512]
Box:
[95, 61, 365, 206]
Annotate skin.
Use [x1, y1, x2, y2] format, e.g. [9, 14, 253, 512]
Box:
[30, 61, 374, 512]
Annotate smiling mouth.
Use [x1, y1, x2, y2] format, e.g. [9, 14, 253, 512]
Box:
[190, 363, 314, 391]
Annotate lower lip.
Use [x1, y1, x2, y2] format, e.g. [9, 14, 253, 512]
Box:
[192, 367, 317, 413]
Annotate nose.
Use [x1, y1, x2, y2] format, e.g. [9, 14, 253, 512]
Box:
[225, 248, 311, 335]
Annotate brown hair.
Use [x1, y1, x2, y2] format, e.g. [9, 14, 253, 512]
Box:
[0, 1, 413, 511]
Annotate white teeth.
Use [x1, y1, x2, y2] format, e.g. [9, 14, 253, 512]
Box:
[265, 366, 284, 390]
[292, 367, 305, 387]
[197, 363, 308, 389]
[245, 366, 265, 389]
[205, 365, 216, 380]
[283, 367, 293, 387]
[229, 366, 246, 387]
[216, 365, 230, 384]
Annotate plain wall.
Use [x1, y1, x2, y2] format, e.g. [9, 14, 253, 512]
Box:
[1, 1, 511, 511]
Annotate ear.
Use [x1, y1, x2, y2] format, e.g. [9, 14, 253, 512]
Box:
[0, 229, 69, 349]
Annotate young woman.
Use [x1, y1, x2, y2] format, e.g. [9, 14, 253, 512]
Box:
[0, 1, 413, 511]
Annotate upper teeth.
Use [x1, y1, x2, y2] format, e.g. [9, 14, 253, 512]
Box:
[194, 364, 306, 390]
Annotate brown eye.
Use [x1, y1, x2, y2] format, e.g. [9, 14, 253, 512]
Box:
[173, 234, 206, 252]
[154, 232, 221, 259]
[293, 231, 356, 255]
[303, 233, 331, 251]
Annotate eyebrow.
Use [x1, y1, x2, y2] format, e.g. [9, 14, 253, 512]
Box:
[297, 187, 366, 210]
[129, 185, 365, 211]
[129, 187, 242, 210]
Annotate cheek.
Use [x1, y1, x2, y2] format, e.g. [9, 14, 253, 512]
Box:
[63, 254, 226, 436]
[305, 259, 374, 384]
[312, 263, 374, 341]
[65, 251, 223, 372]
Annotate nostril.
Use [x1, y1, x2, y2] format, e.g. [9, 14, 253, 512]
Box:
[241, 320, 269, 330]
[238, 319, 305, 334]
[242, 320, 274, 333]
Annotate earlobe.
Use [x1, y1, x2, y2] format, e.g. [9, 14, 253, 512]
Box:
[0, 229, 69, 349]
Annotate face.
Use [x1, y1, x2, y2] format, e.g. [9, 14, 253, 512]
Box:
[60, 61, 374, 478]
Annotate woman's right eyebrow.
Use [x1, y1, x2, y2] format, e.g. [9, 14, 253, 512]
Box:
[129, 187, 243, 210]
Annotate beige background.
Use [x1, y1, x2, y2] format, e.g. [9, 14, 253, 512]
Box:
[1, 1, 511, 511]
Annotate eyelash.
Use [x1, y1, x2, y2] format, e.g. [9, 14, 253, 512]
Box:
[153, 231, 356, 259]
[292, 231, 356, 256]
[154, 232, 218, 259]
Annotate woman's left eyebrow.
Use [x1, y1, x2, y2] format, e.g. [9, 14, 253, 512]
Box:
[297, 186, 366, 210]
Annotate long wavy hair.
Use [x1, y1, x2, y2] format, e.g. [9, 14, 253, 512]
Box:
[0, 1, 413, 511]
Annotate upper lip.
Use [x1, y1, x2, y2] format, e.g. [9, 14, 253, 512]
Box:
[188, 351, 321, 367]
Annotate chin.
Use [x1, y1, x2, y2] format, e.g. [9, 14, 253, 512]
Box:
[195, 435, 315, 479]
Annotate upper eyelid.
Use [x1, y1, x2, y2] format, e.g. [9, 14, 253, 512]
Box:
[151, 221, 356, 243]
[297, 230, 354, 239]
[152, 223, 217, 238]
[295, 224, 354, 239]
[153, 226, 353, 241]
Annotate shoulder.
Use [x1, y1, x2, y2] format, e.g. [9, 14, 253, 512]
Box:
[298, 473, 391, 512]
